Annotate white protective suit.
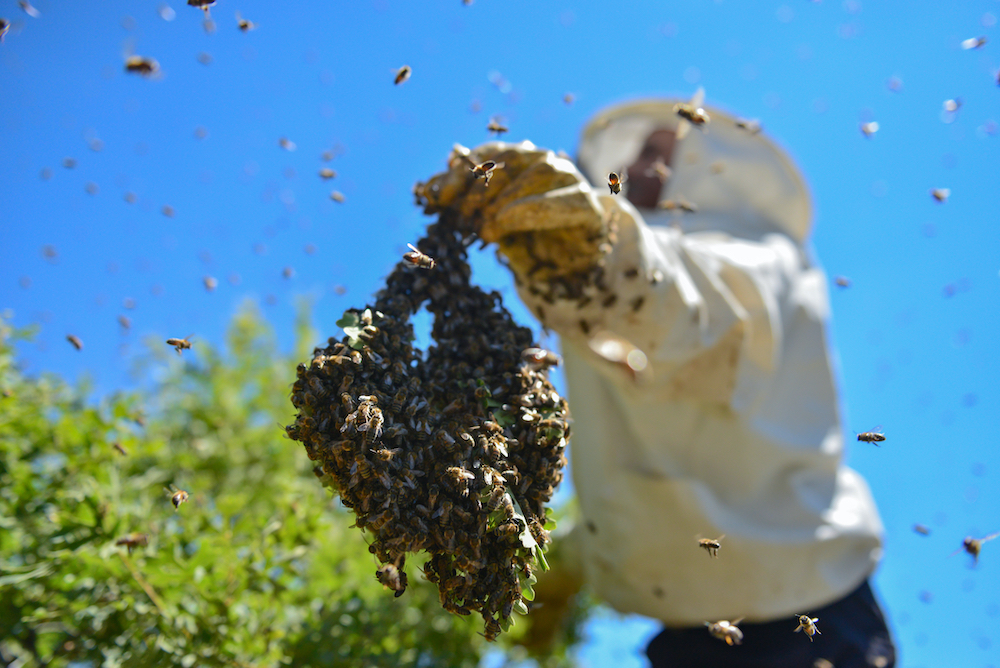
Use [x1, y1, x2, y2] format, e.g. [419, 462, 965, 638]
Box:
[513, 99, 885, 625]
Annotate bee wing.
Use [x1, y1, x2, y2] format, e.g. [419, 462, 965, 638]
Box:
[949, 545, 967, 558]
[982, 531, 1000, 543]
[407, 243, 419, 253]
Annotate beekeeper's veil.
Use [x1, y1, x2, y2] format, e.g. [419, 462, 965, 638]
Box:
[576, 95, 813, 243]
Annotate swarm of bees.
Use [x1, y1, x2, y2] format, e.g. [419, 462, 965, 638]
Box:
[287, 211, 570, 640]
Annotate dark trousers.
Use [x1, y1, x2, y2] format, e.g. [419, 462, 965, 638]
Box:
[646, 580, 895, 668]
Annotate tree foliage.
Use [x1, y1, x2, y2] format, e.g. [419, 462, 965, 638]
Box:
[0, 304, 586, 668]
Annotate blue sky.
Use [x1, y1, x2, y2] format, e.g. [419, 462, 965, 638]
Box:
[2, 1, 999, 666]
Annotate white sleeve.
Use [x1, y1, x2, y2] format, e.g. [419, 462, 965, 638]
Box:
[515, 195, 810, 407]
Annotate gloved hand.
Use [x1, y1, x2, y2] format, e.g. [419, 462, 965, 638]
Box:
[415, 141, 612, 280]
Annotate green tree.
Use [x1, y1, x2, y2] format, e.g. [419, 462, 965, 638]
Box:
[0, 304, 589, 668]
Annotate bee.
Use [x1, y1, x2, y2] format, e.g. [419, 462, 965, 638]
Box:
[403, 243, 436, 270]
[394, 65, 412, 85]
[860, 121, 879, 138]
[376, 563, 407, 596]
[930, 188, 951, 203]
[521, 347, 561, 368]
[913, 524, 931, 536]
[943, 98, 961, 113]
[187, 0, 215, 11]
[166, 336, 193, 356]
[563, 92, 575, 105]
[318, 167, 337, 180]
[856, 426, 885, 445]
[705, 618, 744, 646]
[470, 160, 504, 186]
[235, 11, 255, 31]
[607, 170, 625, 195]
[19, 1, 40, 18]
[115, 533, 149, 554]
[329, 190, 346, 203]
[112, 442, 128, 456]
[673, 102, 710, 128]
[162, 204, 175, 217]
[168, 486, 189, 510]
[793, 615, 821, 642]
[735, 117, 762, 134]
[646, 157, 672, 181]
[834, 276, 852, 288]
[486, 117, 509, 136]
[0, 19, 8, 43]
[66, 334, 84, 351]
[961, 36, 987, 50]
[698, 535, 725, 558]
[485, 487, 508, 513]
[657, 197, 698, 213]
[278, 137, 296, 151]
[203, 275, 218, 292]
[124, 55, 160, 77]
[951, 532, 1000, 565]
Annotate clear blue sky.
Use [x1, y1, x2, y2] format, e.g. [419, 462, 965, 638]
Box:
[2, 1, 999, 666]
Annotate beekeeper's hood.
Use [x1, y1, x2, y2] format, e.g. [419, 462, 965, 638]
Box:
[577, 96, 812, 243]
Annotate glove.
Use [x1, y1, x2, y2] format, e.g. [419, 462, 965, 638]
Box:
[415, 141, 611, 281]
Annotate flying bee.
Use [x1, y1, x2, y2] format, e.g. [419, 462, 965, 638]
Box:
[235, 11, 255, 31]
[124, 55, 160, 77]
[486, 117, 509, 136]
[521, 347, 561, 368]
[930, 188, 951, 203]
[112, 442, 128, 456]
[913, 524, 931, 536]
[66, 334, 84, 351]
[705, 618, 744, 646]
[167, 485, 189, 510]
[735, 117, 762, 134]
[834, 275, 852, 288]
[793, 615, 821, 642]
[166, 336, 194, 356]
[860, 121, 879, 138]
[403, 243, 436, 269]
[318, 167, 337, 179]
[961, 36, 987, 50]
[646, 157, 672, 181]
[115, 533, 149, 554]
[329, 190, 346, 203]
[187, 0, 215, 11]
[19, 1, 40, 18]
[698, 535, 725, 558]
[856, 426, 885, 445]
[951, 532, 1000, 565]
[394, 65, 412, 85]
[657, 197, 698, 213]
[470, 160, 504, 186]
[673, 102, 710, 128]
[0, 19, 10, 42]
[607, 170, 625, 195]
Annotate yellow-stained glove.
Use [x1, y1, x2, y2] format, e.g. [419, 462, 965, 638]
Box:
[415, 141, 613, 281]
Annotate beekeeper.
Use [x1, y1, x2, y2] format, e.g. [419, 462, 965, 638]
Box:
[416, 91, 895, 668]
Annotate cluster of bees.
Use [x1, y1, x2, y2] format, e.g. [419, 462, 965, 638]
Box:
[286, 210, 570, 640]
